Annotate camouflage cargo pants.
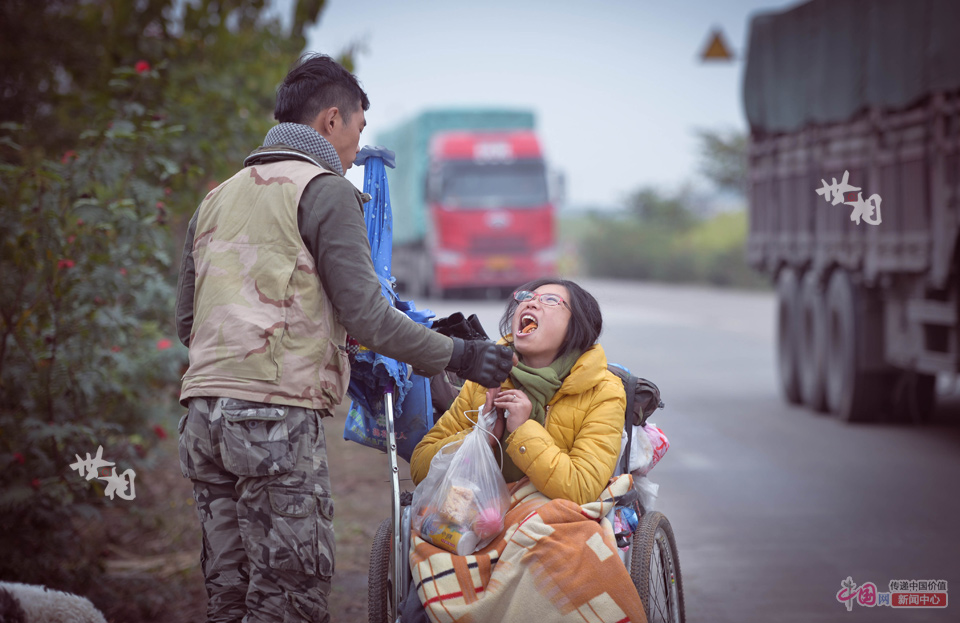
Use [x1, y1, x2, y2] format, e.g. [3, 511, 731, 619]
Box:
[179, 397, 335, 623]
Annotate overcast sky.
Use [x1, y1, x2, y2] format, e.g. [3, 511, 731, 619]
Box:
[300, 0, 800, 208]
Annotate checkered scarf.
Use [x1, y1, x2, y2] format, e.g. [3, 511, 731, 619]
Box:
[261, 123, 343, 175]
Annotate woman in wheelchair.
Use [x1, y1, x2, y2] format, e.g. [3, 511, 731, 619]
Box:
[403, 278, 647, 622]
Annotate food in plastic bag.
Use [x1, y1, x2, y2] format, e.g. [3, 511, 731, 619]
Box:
[420, 512, 480, 555]
[410, 409, 510, 554]
[411, 439, 460, 531]
[438, 482, 478, 525]
[473, 507, 503, 539]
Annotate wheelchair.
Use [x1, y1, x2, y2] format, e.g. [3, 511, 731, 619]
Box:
[366, 370, 685, 623]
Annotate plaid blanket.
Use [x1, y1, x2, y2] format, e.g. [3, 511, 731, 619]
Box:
[410, 474, 647, 622]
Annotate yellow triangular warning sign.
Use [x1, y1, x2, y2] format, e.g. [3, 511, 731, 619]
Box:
[700, 28, 734, 61]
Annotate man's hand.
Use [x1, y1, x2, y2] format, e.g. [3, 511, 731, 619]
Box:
[446, 337, 516, 388]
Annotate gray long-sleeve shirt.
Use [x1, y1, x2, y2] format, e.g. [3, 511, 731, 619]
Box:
[175, 147, 453, 377]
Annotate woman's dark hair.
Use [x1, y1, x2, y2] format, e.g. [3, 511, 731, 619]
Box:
[274, 53, 370, 125]
[498, 278, 603, 359]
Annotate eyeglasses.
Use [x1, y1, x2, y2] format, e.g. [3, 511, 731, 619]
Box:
[514, 290, 567, 307]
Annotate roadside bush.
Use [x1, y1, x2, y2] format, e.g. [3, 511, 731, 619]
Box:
[578, 209, 768, 289]
[0, 67, 186, 590]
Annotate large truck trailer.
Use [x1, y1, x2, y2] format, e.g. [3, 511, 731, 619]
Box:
[378, 109, 557, 298]
[743, 0, 960, 422]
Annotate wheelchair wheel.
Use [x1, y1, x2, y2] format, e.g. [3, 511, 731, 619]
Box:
[368, 518, 394, 623]
[630, 511, 685, 623]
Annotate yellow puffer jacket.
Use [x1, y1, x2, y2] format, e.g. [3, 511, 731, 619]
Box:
[410, 342, 626, 505]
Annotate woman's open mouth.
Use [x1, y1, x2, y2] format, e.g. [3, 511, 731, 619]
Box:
[518, 314, 538, 335]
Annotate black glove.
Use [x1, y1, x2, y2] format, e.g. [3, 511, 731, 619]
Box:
[432, 312, 490, 341]
[446, 337, 514, 388]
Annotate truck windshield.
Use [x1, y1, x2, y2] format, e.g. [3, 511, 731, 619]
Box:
[435, 160, 549, 208]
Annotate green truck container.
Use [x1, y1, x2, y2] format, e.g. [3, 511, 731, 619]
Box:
[377, 109, 556, 297]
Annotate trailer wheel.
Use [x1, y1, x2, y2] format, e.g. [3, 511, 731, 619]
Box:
[798, 272, 828, 411]
[824, 270, 882, 422]
[776, 268, 802, 405]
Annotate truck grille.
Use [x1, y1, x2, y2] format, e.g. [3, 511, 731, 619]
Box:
[470, 236, 530, 253]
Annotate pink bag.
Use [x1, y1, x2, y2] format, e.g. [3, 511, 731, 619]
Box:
[642, 424, 669, 474]
[624, 423, 669, 476]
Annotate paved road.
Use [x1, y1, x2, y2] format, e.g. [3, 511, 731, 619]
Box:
[423, 279, 959, 623]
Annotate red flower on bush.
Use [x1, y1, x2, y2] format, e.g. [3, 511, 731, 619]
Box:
[61, 150, 77, 164]
[119, 268, 127, 276]
[135, 60, 151, 74]
[13, 452, 25, 464]
[153, 424, 168, 440]
[111, 345, 122, 353]
[156, 338, 172, 350]
[30, 478, 40, 490]
[57, 259, 75, 270]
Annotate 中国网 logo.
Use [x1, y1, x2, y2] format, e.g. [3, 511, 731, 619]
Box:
[836, 576, 948, 610]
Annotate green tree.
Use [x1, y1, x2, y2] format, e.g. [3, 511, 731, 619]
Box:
[575, 130, 758, 287]
[0, 0, 349, 218]
[0, 0, 354, 594]
[626, 186, 698, 232]
[0, 69, 184, 587]
[695, 128, 748, 196]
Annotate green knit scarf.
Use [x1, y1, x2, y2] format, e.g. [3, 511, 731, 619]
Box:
[498, 349, 580, 482]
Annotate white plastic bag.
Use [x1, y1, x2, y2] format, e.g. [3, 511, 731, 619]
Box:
[634, 474, 660, 513]
[410, 411, 510, 555]
[410, 439, 460, 530]
[621, 422, 670, 476]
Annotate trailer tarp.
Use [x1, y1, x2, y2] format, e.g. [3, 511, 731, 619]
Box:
[743, 0, 960, 134]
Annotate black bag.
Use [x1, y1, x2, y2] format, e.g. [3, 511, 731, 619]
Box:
[431, 312, 490, 341]
[607, 364, 664, 427]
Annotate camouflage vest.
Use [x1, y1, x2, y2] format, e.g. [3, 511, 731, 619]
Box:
[180, 159, 349, 411]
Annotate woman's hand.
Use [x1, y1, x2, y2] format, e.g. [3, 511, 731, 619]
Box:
[481, 387, 506, 448]
[493, 389, 532, 433]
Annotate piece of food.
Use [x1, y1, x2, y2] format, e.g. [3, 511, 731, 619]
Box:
[438, 484, 477, 524]
[519, 314, 538, 335]
[420, 513, 480, 555]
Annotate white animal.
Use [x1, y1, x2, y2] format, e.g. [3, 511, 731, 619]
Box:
[0, 582, 107, 623]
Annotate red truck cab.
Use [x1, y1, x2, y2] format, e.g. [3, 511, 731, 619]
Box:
[424, 130, 557, 296]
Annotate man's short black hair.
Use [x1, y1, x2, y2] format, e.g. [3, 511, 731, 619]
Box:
[498, 278, 603, 359]
[274, 53, 370, 125]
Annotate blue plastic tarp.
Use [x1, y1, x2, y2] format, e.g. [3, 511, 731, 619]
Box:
[343, 146, 435, 461]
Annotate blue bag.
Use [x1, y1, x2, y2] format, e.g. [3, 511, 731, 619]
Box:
[343, 373, 434, 462]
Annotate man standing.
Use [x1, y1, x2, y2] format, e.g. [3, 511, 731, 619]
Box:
[175, 53, 513, 623]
